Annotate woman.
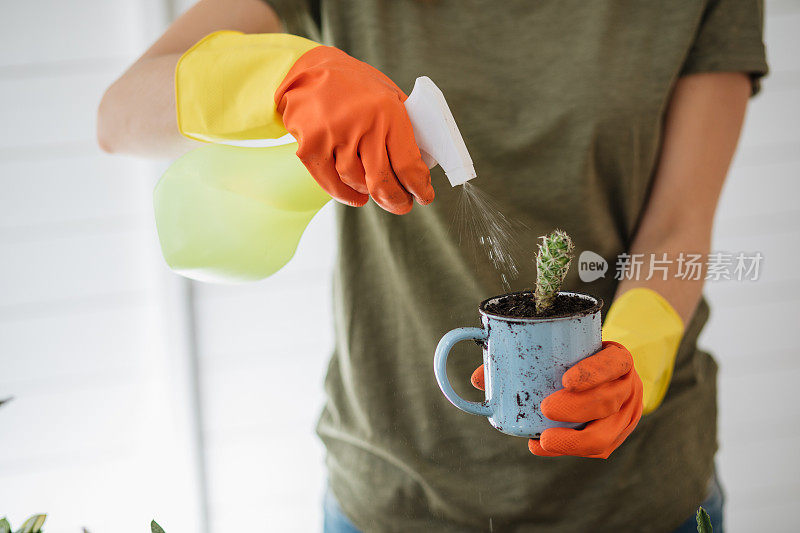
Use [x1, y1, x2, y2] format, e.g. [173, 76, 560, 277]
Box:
[98, 0, 767, 531]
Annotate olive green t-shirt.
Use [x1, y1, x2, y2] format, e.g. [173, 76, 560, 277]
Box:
[266, 1, 767, 531]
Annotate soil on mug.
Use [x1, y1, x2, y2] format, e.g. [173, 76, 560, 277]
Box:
[484, 291, 594, 319]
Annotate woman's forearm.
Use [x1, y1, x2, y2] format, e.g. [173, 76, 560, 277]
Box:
[98, 54, 194, 157]
[615, 72, 752, 324]
[97, 0, 282, 158]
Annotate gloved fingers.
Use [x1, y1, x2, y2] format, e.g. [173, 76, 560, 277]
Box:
[528, 439, 562, 457]
[541, 371, 636, 423]
[334, 143, 368, 195]
[359, 132, 414, 214]
[296, 145, 369, 207]
[537, 375, 642, 458]
[586, 374, 643, 458]
[561, 341, 633, 392]
[584, 404, 641, 458]
[386, 115, 435, 205]
[470, 365, 485, 391]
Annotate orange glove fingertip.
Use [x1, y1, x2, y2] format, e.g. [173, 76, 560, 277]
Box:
[528, 438, 562, 457]
[562, 341, 633, 391]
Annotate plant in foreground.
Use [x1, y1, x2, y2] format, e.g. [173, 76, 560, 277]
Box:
[534, 229, 574, 314]
[696, 506, 712, 533]
[0, 515, 46, 533]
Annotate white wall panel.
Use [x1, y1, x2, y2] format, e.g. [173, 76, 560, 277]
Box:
[0, 228, 152, 309]
[729, 499, 798, 533]
[195, 281, 332, 361]
[700, 298, 798, 357]
[739, 89, 800, 149]
[720, 434, 800, 496]
[0, 381, 145, 467]
[0, 70, 123, 149]
[716, 159, 800, 222]
[719, 366, 800, 437]
[0, 299, 149, 387]
[764, 11, 800, 73]
[707, 229, 800, 285]
[0, 0, 140, 67]
[718, 433, 800, 533]
[200, 354, 328, 434]
[0, 154, 150, 229]
[205, 436, 324, 532]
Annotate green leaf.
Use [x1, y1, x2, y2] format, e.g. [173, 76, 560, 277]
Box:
[696, 506, 712, 533]
[0, 518, 11, 533]
[17, 514, 46, 533]
[151, 520, 165, 533]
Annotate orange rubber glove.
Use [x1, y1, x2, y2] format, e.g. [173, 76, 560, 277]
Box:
[275, 46, 434, 214]
[471, 341, 643, 459]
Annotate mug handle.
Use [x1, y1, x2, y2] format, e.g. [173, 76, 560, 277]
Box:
[434, 327, 492, 417]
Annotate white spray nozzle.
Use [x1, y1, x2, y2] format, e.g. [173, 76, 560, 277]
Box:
[403, 76, 476, 187]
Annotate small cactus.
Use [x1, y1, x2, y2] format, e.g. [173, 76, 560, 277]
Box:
[534, 229, 574, 314]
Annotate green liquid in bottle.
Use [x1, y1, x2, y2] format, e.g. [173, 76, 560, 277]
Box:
[154, 143, 330, 283]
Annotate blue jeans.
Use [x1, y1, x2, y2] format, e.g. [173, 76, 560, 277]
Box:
[323, 473, 724, 532]
[323, 489, 362, 533]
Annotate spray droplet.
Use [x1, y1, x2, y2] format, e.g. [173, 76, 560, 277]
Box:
[452, 181, 525, 291]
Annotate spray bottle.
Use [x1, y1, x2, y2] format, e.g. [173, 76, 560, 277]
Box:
[153, 76, 476, 283]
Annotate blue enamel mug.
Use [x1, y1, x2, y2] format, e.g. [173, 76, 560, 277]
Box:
[434, 291, 603, 438]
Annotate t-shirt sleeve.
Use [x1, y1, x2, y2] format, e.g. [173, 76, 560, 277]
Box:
[680, 0, 769, 95]
[261, 0, 321, 41]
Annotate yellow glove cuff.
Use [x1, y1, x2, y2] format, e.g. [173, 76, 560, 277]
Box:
[175, 31, 320, 143]
[602, 288, 684, 415]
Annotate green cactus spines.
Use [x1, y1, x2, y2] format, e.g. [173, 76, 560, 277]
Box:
[534, 229, 574, 314]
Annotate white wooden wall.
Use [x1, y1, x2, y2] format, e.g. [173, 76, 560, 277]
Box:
[0, 1, 797, 532]
[0, 1, 205, 531]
